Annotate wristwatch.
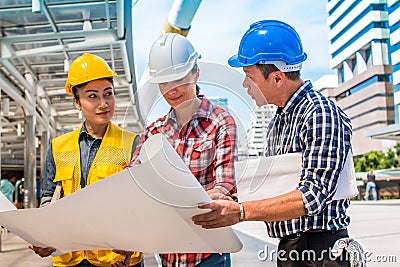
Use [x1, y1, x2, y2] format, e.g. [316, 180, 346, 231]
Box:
[238, 202, 245, 222]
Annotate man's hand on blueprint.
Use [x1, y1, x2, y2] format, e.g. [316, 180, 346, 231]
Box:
[192, 199, 241, 229]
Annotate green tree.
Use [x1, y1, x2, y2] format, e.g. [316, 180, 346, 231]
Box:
[394, 143, 400, 157]
[386, 149, 399, 169]
[354, 147, 400, 172]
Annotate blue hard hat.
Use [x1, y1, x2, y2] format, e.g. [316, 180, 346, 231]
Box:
[229, 20, 307, 71]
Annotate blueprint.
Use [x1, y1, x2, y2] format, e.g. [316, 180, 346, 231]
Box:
[0, 134, 243, 255]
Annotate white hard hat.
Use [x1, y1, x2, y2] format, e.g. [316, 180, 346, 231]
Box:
[147, 33, 200, 84]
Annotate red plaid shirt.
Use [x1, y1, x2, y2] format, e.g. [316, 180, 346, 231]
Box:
[130, 96, 237, 267]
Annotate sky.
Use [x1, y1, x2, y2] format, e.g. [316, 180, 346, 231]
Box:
[132, 0, 335, 143]
[133, 0, 334, 81]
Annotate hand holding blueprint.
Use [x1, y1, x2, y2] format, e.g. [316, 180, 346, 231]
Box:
[0, 134, 242, 255]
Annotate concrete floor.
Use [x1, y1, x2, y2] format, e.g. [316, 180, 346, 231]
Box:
[1, 199, 399, 267]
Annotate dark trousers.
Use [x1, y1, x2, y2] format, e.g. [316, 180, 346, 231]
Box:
[277, 229, 350, 267]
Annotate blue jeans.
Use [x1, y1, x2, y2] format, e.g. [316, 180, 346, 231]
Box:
[196, 253, 231, 267]
[365, 181, 377, 200]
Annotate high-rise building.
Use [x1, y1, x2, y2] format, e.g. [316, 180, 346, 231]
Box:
[389, 0, 400, 119]
[246, 105, 276, 157]
[326, 0, 397, 155]
[313, 74, 338, 99]
[208, 97, 229, 109]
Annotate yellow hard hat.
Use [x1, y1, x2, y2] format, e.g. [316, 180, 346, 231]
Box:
[65, 53, 117, 95]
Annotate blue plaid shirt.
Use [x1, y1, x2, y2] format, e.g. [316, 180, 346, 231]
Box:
[265, 81, 352, 238]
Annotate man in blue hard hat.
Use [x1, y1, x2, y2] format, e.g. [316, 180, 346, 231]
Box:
[193, 20, 357, 266]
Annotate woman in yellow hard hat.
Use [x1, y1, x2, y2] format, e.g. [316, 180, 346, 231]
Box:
[29, 53, 143, 267]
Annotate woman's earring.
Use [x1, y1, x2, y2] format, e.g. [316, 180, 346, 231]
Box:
[78, 108, 83, 119]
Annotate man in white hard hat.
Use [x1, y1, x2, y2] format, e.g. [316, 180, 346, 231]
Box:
[129, 33, 237, 267]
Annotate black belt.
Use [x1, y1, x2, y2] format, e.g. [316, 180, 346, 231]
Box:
[281, 228, 347, 240]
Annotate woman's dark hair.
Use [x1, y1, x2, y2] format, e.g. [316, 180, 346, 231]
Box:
[72, 77, 114, 100]
[191, 63, 200, 95]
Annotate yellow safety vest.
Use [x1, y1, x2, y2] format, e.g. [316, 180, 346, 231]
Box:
[51, 122, 143, 267]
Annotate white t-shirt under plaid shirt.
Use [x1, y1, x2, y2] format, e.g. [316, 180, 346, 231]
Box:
[265, 81, 352, 238]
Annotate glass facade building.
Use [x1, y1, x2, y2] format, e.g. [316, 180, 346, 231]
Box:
[327, 0, 398, 155]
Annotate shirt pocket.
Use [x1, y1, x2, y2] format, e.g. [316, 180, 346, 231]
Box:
[94, 164, 124, 180]
[188, 139, 216, 171]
